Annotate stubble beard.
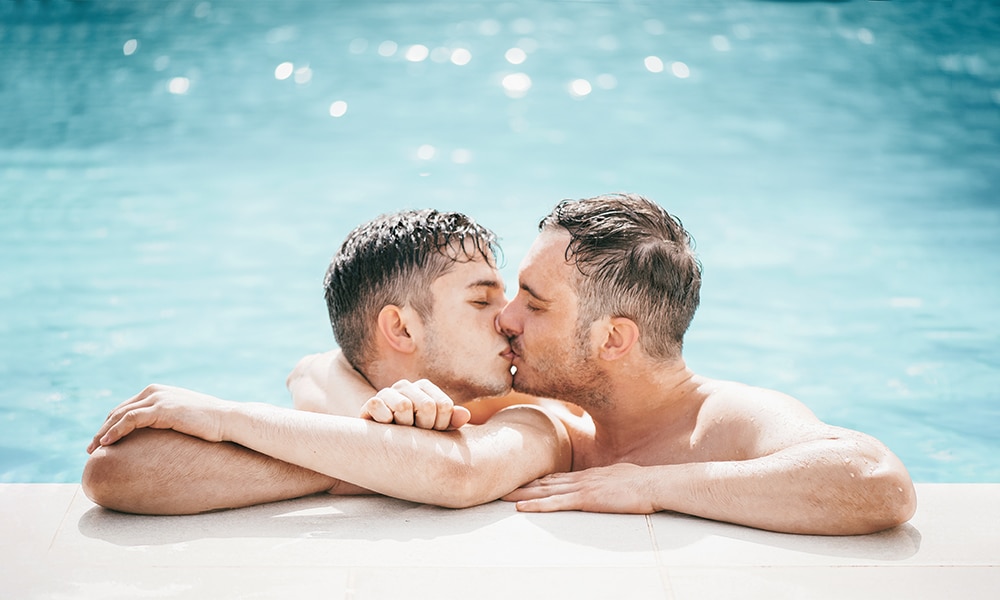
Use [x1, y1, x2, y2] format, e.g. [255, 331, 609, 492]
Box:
[510, 335, 611, 410]
[422, 337, 511, 403]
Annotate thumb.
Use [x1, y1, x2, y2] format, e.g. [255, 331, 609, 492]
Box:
[448, 405, 473, 429]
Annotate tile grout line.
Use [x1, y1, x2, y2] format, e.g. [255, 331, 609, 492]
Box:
[343, 567, 357, 600]
[47, 485, 80, 558]
[647, 514, 677, 600]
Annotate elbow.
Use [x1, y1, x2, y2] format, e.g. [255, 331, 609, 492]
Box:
[871, 469, 918, 533]
[417, 459, 499, 509]
[431, 463, 494, 509]
[81, 446, 145, 514]
[840, 461, 918, 535]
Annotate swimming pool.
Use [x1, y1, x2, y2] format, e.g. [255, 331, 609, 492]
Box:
[2, 0, 997, 483]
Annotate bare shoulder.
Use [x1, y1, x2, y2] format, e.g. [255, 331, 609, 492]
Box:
[287, 350, 376, 415]
[693, 377, 833, 458]
[699, 378, 820, 423]
[287, 351, 333, 411]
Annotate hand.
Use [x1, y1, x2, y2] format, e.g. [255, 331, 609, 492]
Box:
[359, 379, 471, 430]
[87, 384, 232, 453]
[502, 463, 658, 514]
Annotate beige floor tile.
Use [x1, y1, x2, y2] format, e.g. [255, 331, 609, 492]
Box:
[349, 566, 669, 600]
[7, 565, 350, 600]
[0, 483, 78, 563]
[53, 493, 657, 568]
[664, 566, 1000, 600]
[649, 483, 1000, 567]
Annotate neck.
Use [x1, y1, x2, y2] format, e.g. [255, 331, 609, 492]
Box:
[362, 356, 420, 392]
[586, 356, 702, 455]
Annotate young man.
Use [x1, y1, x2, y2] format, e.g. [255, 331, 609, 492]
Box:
[90, 197, 917, 535]
[488, 193, 917, 535]
[83, 209, 571, 514]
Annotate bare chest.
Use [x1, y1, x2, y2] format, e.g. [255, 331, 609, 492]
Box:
[567, 418, 753, 471]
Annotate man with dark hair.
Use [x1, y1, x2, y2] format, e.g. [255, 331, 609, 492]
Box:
[83, 209, 571, 514]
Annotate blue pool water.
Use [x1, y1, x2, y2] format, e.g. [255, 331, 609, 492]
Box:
[1, 0, 997, 483]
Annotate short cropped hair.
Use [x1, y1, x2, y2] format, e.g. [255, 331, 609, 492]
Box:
[325, 209, 499, 370]
[540, 193, 702, 360]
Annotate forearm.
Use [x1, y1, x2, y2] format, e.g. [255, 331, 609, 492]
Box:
[83, 428, 340, 515]
[222, 402, 570, 508]
[653, 439, 917, 535]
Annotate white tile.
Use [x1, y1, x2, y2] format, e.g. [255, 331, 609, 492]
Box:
[0, 483, 78, 562]
[6, 565, 350, 600]
[905, 483, 1000, 565]
[665, 566, 1000, 600]
[649, 483, 1000, 567]
[350, 566, 669, 600]
[53, 493, 657, 568]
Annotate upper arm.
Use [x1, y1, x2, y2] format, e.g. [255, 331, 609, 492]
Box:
[287, 350, 377, 416]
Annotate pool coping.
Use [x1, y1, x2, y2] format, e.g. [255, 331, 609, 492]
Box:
[3, 482, 997, 599]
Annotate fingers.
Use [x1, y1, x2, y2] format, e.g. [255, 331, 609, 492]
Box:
[412, 379, 454, 430]
[448, 406, 472, 429]
[364, 379, 464, 430]
[88, 392, 155, 452]
[90, 405, 149, 450]
[359, 397, 395, 424]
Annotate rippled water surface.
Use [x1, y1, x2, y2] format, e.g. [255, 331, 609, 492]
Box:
[1, 0, 997, 482]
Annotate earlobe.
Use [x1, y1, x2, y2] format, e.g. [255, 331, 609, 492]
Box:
[599, 317, 639, 361]
[376, 305, 418, 354]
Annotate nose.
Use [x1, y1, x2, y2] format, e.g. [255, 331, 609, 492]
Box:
[497, 298, 519, 337]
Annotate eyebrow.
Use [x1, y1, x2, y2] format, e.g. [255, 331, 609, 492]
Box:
[519, 282, 551, 303]
[467, 279, 503, 291]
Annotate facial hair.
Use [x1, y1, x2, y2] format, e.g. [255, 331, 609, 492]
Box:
[510, 329, 612, 410]
[421, 322, 511, 403]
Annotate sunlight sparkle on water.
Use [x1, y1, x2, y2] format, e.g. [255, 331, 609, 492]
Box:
[644, 56, 664, 73]
[328, 100, 348, 117]
[378, 41, 398, 57]
[451, 48, 472, 66]
[274, 62, 294, 80]
[168, 77, 190, 94]
[569, 79, 592, 98]
[416, 144, 436, 160]
[405, 45, 430, 62]
[502, 72, 532, 98]
[505, 47, 527, 65]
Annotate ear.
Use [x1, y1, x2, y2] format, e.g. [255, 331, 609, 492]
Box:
[375, 305, 420, 354]
[597, 317, 640, 361]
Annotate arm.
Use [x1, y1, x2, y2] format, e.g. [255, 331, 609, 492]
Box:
[92, 384, 573, 509]
[506, 387, 916, 535]
[83, 428, 351, 515]
[84, 369, 383, 515]
[506, 426, 916, 535]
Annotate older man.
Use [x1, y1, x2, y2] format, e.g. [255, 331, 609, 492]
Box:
[489, 193, 916, 535]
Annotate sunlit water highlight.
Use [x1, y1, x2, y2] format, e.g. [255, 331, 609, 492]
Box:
[1, 0, 997, 483]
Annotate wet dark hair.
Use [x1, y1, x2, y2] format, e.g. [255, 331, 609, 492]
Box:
[540, 193, 702, 360]
[325, 209, 499, 369]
